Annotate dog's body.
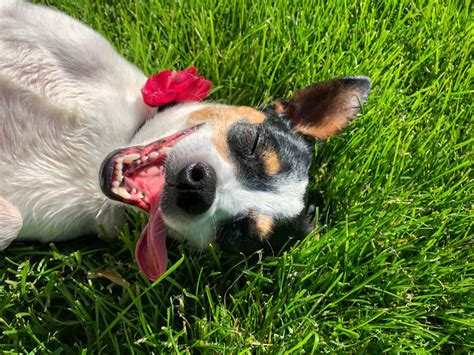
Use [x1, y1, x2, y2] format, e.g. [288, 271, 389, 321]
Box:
[0, 0, 149, 247]
[1, 1, 370, 279]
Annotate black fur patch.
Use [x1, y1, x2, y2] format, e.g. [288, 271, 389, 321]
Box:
[215, 205, 315, 256]
[226, 110, 313, 191]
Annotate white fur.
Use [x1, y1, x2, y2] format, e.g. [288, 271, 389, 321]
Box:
[0, 197, 23, 249]
[131, 102, 209, 145]
[0, 1, 150, 244]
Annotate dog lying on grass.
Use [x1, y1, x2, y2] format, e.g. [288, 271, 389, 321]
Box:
[0, 0, 370, 280]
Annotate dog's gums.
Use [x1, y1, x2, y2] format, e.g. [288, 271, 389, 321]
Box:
[100, 125, 201, 280]
[109, 152, 166, 210]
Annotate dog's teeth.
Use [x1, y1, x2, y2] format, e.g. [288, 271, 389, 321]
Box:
[131, 188, 137, 194]
[136, 192, 144, 199]
[115, 157, 124, 164]
[160, 147, 172, 155]
[149, 152, 159, 159]
[123, 153, 140, 164]
[114, 170, 123, 181]
[115, 162, 123, 171]
[112, 181, 120, 188]
[117, 187, 131, 199]
[141, 155, 149, 163]
[111, 187, 119, 194]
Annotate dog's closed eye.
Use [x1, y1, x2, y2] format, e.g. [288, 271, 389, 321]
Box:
[229, 124, 261, 160]
[250, 130, 260, 156]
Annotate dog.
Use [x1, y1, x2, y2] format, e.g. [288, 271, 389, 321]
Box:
[0, 0, 371, 280]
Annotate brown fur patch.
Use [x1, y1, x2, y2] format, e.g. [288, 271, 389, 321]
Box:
[261, 149, 281, 176]
[251, 212, 274, 238]
[294, 117, 348, 140]
[212, 132, 229, 162]
[188, 106, 266, 160]
[274, 101, 287, 115]
[187, 105, 265, 125]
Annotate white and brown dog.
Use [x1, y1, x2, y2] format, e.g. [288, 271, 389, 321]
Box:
[0, 0, 370, 279]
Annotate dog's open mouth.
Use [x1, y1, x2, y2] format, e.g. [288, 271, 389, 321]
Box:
[100, 125, 200, 281]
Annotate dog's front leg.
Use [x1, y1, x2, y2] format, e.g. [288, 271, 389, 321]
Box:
[0, 197, 22, 250]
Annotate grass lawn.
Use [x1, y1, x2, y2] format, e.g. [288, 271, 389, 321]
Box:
[1, 0, 472, 352]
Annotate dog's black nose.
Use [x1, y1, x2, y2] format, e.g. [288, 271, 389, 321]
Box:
[175, 162, 217, 215]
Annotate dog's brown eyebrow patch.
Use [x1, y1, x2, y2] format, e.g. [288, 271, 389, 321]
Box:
[187, 105, 266, 125]
[251, 212, 274, 238]
[188, 106, 266, 161]
[261, 149, 281, 176]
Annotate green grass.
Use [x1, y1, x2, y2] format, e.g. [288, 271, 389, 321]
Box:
[1, 0, 473, 352]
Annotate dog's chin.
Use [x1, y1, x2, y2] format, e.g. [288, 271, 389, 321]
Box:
[99, 125, 201, 281]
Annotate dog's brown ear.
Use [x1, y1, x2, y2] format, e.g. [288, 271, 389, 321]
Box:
[275, 77, 371, 140]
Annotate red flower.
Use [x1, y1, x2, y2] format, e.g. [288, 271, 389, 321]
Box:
[141, 67, 212, 107]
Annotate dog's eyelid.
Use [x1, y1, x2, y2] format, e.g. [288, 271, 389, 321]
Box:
[250, 131, 260, 156]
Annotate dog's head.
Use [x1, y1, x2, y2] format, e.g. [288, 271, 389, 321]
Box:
[100, 76, 371, 280]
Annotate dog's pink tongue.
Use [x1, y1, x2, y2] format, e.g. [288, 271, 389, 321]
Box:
[135, 199, 168, 281]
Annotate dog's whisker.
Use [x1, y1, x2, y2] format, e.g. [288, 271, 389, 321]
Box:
[211, 215, 218, 243]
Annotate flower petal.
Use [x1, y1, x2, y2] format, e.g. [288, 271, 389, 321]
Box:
[184, 66, 198, 75]
[141, 67, 211, 107]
